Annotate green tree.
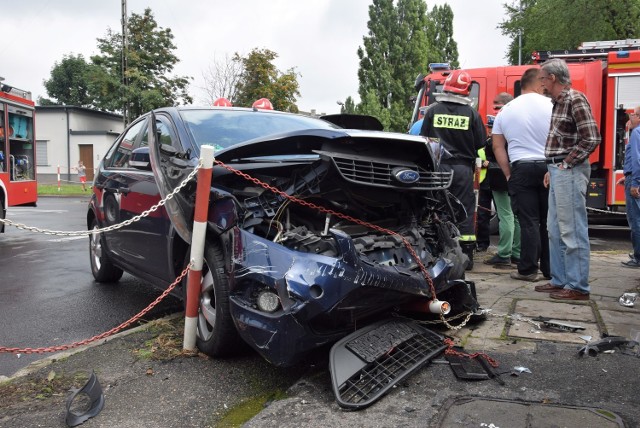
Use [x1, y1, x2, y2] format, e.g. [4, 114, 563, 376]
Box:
[90, 8, 192, 121]
[340, 96, 357, 114]
[428, 4, 459, 68]
[232, 48, 300, 113]
[356, 0, 457, 131]
[41, 54, 96, 106]
[500, 0, 640, 65]
[357, 90, 392, 130]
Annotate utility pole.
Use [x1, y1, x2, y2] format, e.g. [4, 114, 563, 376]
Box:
[121, 0, 129, 126]
[518, 0, 523, 65]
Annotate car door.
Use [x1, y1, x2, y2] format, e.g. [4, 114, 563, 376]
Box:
[110, 115, 180, 282]
[149, 112, 199, 245]
[96, 118, 148, 263]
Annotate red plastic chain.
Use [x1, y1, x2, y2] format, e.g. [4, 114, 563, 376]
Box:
[214, 160, 437, 298]
[0, 265, 191, 355]
[443, 337, 499, 368]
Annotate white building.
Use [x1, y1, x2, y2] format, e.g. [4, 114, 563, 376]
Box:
[35, 106, 123, 183]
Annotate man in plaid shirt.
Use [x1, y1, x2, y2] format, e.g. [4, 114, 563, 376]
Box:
[535, 58, 601, 301]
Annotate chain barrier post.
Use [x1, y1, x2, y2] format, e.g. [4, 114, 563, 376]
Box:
[57, 164, 61, 192]
[183, 145, 215, 351]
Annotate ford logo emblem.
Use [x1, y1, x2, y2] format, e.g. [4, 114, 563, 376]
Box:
[393, 168, 420, 184]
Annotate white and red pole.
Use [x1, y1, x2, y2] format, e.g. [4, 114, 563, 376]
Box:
[183, 145, 215, 351]
[57, 165, 61, 192]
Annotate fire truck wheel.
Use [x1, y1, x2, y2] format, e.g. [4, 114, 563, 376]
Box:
[185, 242, 242, 357]
[89, 219, 124, 283]
[0, 196, 5, 233]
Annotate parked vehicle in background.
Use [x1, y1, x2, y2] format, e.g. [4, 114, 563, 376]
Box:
[87, 106, 481, 367]
[0, 80, 38, 232]
[411, 40, 640, 217]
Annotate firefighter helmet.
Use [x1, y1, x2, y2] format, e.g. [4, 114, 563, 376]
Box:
[213, 97, 233, 107]
[252, 98, 274, 110]
[442, 70, 472, 96]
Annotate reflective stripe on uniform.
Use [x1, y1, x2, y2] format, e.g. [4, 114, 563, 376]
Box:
[433, 114, 470, 130]
[459, 235, 476, 241]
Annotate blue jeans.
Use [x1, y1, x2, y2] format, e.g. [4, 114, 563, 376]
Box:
[547, 162, 591, 293]
[625, 180, 640, 260]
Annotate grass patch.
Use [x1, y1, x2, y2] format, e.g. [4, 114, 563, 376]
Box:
[0, 370, 89, 408]
[132, 317, 187, 361]
[215, 390, 288, 428]
[38, 183, 88, 196]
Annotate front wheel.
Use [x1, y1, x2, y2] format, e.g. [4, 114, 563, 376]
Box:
[89, 218, 124, 283]
[186, 243, 242, 357]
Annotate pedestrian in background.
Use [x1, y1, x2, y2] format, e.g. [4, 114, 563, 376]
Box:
[538, 59, 601, 300]
[619, 106, 640, 267]
[421, 70, 486, 270]
[476, 144, 492, 252]
[74, 160, 87, 191]
[409, 118, 424, 135]
[484, 93, 521, 267]
[492, 70, 552, 281]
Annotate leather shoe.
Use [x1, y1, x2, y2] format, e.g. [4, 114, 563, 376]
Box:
[549, 289, 589, 301]
[534, 283, 563, 293]
[510, 271, 538, 281]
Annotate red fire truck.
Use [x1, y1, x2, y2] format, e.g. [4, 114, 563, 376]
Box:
[0, 80, 37, 231]
[411, 39, 640, 214]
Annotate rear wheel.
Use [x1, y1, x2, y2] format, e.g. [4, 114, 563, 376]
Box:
[0, 196, 5, 233]
[188, 243, 241, 357]
[89, 218, 124, 282]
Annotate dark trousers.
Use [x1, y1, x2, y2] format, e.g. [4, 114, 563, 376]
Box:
[442, 163, 476, 237]
[508, 161, 550, 277]
[476, 181, 492, 249]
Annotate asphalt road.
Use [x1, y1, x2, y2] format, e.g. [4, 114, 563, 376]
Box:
[0, 196, 182, 377]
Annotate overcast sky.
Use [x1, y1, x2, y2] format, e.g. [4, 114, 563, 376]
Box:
[2, 0, 511, 115]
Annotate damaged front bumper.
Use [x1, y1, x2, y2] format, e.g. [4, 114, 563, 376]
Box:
[227, 228, 478, 367]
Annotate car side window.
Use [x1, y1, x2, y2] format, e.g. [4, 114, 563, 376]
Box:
[156, 115, 178, 149]
[134, 115, 177, 151]
[105, 119, 147, 169]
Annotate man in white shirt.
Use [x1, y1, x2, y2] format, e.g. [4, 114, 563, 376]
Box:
[492, 68, 553, 282]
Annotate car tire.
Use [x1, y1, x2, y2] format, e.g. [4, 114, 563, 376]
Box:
[89, 219, 124, 283]
[189, 242, 242, 357]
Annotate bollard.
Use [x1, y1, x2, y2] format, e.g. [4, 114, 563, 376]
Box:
[183, 145, 215, 351]
[57, 165, 61, 192]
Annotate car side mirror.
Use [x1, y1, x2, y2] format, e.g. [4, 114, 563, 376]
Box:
[129, 147, 152, 171]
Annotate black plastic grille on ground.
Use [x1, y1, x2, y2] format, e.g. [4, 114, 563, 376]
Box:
[330, 319, 446, 409]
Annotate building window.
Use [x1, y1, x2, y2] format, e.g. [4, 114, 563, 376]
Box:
[36, 140, 48, 166]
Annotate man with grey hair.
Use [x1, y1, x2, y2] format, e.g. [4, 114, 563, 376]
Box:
[537, 58, 601, 300]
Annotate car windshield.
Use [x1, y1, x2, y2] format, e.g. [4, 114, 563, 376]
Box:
[180, 109, 340, 152]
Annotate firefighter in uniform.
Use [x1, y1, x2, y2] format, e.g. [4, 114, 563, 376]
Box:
[420, 70, 486, 269]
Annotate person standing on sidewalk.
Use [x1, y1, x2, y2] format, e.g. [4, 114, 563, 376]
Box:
[74, 160, 87, 191]
[476, 144, 492, 252]
[493, 69, 552, 281]
[619, 106, 640, 267]
[484, 93, 522, 267]
[537, 59, 601, 300]
[421, 69, 486, 270]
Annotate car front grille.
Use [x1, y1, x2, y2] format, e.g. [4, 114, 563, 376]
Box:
[331, 156, 453, 190]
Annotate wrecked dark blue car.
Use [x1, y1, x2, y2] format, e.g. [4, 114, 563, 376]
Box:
[87, 107, 480, 367]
